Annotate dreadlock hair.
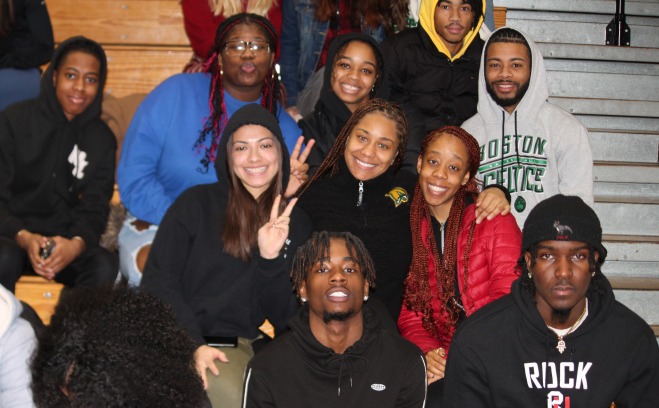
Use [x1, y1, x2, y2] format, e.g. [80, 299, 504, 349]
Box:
[294, 98, 408, 198]
[331, 38, 384, 99]
[222, 131, 284, 262]
[519, 243, 607, 298]
[403, 126, 482, 343]
[485, 27, 532, 66]
[0, 0, 15, 38]
[291, 231, 377, 298]
[193, 13, 280, 174]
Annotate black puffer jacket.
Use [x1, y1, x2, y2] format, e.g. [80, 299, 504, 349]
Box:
[382, 21, 484, 167]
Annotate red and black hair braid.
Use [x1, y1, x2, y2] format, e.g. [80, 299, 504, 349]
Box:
[402, 126, 482, 343]
[193, 13, 280, 173]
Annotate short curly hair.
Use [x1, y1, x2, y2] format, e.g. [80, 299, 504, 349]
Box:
[31, 286, 205, 407]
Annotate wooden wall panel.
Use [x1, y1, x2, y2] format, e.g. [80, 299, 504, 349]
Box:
[104, 46, 192, 97]
[47, 0, 189, 46]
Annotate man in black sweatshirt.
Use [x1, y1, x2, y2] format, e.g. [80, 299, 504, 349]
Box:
[444, 195, 659, 407]
[243, 231, 427, 408]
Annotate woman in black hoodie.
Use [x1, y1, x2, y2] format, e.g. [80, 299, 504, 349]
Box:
[0, 36, 117, 292]
[299, 32, 391, 175]
[141, 103, 312, 408]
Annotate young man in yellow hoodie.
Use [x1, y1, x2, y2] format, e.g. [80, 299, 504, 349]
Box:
[382, 0, 485, 170]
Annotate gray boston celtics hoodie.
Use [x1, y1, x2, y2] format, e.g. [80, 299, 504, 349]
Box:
[462, 27, 593, 227]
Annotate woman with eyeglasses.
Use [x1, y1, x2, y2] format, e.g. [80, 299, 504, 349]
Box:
[117, 13, 305, 287]
[180, 0, 282, 73]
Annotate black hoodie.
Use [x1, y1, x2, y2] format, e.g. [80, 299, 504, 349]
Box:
[243, 303, 427, 408]
[0, 36, 115, 246]
[299, 33, 390, 175]
[142, 104, 312, 345]
[444, 277, 659, 407]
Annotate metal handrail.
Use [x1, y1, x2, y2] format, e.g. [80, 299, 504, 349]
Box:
[606, 0, 631, 46]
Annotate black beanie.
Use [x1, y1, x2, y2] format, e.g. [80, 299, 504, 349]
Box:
[221, 104, 283, 143]
[521, 195, 607, 261]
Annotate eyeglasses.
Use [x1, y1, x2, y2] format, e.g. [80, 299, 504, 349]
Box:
[223, 40, 271, 56]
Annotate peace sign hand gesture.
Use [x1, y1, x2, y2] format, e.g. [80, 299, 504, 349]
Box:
[258, 195, 298, 259]
[284, 136, 315, 198]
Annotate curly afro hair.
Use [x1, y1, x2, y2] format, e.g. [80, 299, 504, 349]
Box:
[31, 285, 205, 407]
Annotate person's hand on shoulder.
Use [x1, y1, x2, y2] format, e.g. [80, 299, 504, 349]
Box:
[475, 186, 511, 223]
[194, 345, 229, 389]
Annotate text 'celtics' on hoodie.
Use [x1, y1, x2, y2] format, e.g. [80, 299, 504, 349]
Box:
[462, 27, 593, 227]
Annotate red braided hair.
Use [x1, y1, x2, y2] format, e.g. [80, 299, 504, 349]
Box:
[193, 13, 280, 173]
[403, 126, 482, 343]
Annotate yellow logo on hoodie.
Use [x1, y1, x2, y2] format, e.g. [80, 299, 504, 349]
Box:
[385, 187, 409, 207]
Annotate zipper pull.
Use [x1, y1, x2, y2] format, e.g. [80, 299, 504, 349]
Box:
[357, 181, 364, 207]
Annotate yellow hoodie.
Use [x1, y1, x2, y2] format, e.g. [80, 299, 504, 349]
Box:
[419, 0, 485, 61]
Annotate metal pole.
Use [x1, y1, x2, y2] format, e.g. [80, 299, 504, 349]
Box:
[606, 0, 631, 46]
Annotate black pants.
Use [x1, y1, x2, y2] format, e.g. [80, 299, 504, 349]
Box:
[0, 236, 118, 292]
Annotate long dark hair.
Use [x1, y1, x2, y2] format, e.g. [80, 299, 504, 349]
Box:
[222, 130, 284, 262]
[295, 98, 408, 197]
[403, 126, 482, 342]
[193, 13, 280, 174]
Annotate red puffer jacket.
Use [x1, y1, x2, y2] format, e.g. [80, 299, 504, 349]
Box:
[398, 205, 521, 353]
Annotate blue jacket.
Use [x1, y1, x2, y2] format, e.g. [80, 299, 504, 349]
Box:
[117, 73, 301, 225]
[280, 0, 386, 106]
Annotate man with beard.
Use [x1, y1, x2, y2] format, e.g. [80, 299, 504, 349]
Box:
[443, 195, 659, 407]
[242, 231, 427, 408]
[462, 27, 593, 227]
[382, 0, 485, 168]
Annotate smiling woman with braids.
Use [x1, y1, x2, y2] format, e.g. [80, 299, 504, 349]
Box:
[399, 126, 520, 404]
[117, 13, 305, 287]
[295, 100, 510, 324]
